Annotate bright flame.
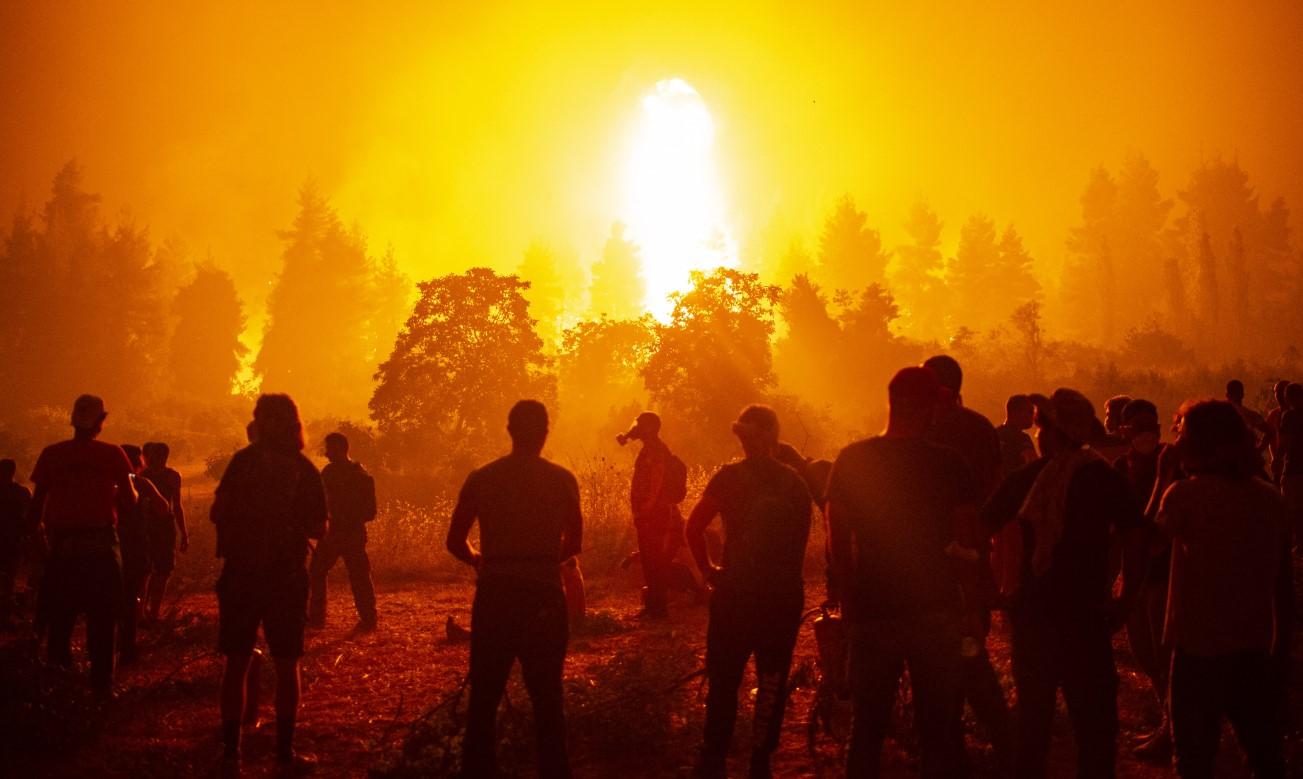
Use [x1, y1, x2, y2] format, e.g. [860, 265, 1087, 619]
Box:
[623, 78, 737, 319]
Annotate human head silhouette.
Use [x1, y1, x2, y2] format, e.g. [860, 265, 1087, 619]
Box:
[888, 366, 940, 433]
[324, 432, 349, 463]
[922, 355, 962, 405]
[508, 400, 549, 454]
[731, 404, 780, 457]
[253, 394, 305, 453]
[70, 394, 107, 438]
[1176, 400, 1255, 478]
[1226, 379, 1246, 403]
[0, 459, 15, 483]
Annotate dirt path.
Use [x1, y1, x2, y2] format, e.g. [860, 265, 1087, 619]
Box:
[4, 572, 1288, 778]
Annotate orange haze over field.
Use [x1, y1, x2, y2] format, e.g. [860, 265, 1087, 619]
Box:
[3, 0, 1303, 322]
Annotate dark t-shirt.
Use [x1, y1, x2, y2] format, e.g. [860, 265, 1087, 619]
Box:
[322, 460, 377, 532]
[0, 482, 32, 547]
[142, 466, 182, 515]
[827, 436, 977, 622]
[457, 454, 582, 588]
[31, 439, 134, 530]
[1112, 444, 1165, 508]
[996, 425, 1036, 479]
[702, 456, 812, 594]
[982, 457, 1142, 617]
[212, 443, 327, 572]
[1281, 409, 1303, 477]
[931, 405, 1002, 500]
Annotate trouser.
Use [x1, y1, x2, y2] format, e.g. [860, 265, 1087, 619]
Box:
[119, 535, 150, 656]
[1011, 609, 1118, 779]
[44, 528, 123, 691]
[1283, 475, 1303, 551]
[959, 643, 1014, 766]
[1125, 567, 1171, 712]
[464, 576, 570, 779]
[847, 613, 966, 779]
[700, 587, 802, 773]
[1169, 648, 1283, 779]
[635, 519, 677, 613]
[0, 538, 19, 624]
[308, 527, 376, 624]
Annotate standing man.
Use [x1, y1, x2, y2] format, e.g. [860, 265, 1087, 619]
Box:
[308, 432, 378, 631]
[685, 405, 812, 779]
[619, 411, 687, 619]
[0, 459, 32, 631]
[140, 442, 187, 623]
[448, 400, 583, 779]
[982, 389, 1147, 779]
[997, 395, 1038, 478]
[28, 394, 135, 697]
[1226, 380, 1271, 457]
[923, 355, 1014, 770]
[211, 394, 327, 771]
[1277, 383, 1303, 546]
[827, 367, 977, 778]
[117, 444, 169, 666]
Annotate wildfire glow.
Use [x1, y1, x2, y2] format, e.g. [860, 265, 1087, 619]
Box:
[622, 78, 737, 319]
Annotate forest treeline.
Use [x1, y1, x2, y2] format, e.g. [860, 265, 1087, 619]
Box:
[1, 156, 1299, 481]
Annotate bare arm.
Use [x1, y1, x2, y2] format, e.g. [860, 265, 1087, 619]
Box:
[685, 492, 722, 582]
[446, 482, 481, 571]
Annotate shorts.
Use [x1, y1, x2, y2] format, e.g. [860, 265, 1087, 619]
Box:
[217, 566, 309, 658]
[148, 521, 177, 576]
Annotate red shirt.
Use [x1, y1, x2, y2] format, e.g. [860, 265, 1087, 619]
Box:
[31, 439, 134, 530]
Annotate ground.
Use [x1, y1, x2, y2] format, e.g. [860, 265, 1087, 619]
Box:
[6, 563, 1298, 778]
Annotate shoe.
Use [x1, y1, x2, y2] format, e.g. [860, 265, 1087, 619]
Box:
[352, 619, 377, 634]
[748, 753, 773, 779]
[219, 753, 242, 778]
[119, 648, 140, 667]
[92, 685, 118, 705]
[306, 617, 325, 630]
[276, 750, 318, 776]
[636, 607, 669, 620]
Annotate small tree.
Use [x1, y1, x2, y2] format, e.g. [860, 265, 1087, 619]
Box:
[641, 268, 780, 462]
[370, 268, 554, 470]
[170, 262, 247, 403]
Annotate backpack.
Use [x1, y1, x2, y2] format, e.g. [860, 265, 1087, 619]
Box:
[664, 453, 689, 505]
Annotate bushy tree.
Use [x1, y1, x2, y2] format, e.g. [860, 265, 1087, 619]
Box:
[589, 222, 645, 319]
[888, 201, 949, 340]
[641, 268, 780, 462]
[169, 262, 247, 403]
[1063, 166, 1119, 343]
[816, 195, 889, 293]
[949, 214, 1001, 332]
[554, 315, 656, 451]
[256, 185, 406, 418]
[370, 268, 554, 470]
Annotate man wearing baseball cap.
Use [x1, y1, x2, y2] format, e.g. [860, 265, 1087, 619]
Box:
[827, 366, 978, 778]
[981, 388, 1147, 778]
[28, 394, 136, 697]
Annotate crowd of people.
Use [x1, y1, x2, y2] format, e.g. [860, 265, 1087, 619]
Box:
[1, 355, 1301, 778]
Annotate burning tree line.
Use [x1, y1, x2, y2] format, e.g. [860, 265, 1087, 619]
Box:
[1, 155, 1299, 477]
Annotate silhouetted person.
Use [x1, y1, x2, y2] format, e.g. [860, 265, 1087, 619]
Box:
[827, 366, 975, 779]
[117, 444, 169, 666]
[997, 394, 1038, 478]
[685, 405, 812, 779]
[1157, 400, 1289, 779]
[620, 411, 687, 618]
[448, 400, 582, 779]
[1226, 379, 1270, 453]
[308, 432, 378, 631]
[0, 458, 32, 630]
[1266, 379, 1290, 481]
[1111, 399, 1171, 761]
[210, 394, 326, 771]
[993, 394, 1037, 601]
[923, 355, 1013, 770]
[1278, 382, 1303, 547]
[28, 394, 135, 697]
[141, 441, 188, 623]
[1095, 394, 1133, 462]
[982, 389, 1147, 779]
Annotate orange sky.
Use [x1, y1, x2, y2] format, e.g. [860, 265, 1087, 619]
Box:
[3, 0, 1302, 319]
